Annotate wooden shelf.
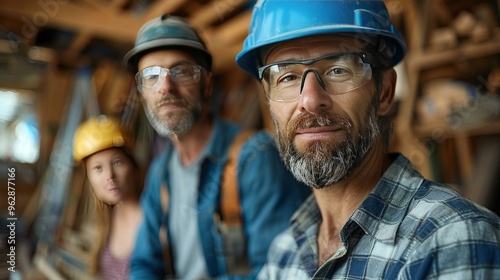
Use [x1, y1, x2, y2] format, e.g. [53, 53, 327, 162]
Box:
[414, 119, 500, 138]
[407, 29, 500, 70]
[395, 0, 500, 206]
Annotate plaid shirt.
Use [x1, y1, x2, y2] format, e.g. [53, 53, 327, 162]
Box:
[258, 154, 500, 279]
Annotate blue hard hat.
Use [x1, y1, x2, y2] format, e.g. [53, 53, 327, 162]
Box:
[124, 14, 212, 73]
[236, 0, 407, 79]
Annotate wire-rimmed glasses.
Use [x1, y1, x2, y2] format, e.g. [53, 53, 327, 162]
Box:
[258, 52, 376, 102]
[136, 64, 205, 93]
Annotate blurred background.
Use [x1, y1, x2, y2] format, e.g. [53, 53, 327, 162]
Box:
[0, 0, 499, 279]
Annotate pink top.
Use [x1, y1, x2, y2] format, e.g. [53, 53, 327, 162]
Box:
[100, 243, 130, 280]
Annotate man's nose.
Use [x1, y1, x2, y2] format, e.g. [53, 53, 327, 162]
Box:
[155, 72, 177, 94]
[297, 70, 333, 114]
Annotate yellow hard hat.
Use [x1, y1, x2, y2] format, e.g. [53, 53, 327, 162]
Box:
[73, 115, 131, 163]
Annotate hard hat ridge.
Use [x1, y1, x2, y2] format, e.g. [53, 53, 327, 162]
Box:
[236, 0, 407, 79]
[124, 14, 212, 73]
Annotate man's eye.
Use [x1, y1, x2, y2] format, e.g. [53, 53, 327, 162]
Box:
[327, 66, 353, 78]
[277, 73, 299, 85]
[173, 70, 188, 76]
[142, 75, 158, 86]
[172, 67, 192, 76]
[143, 75, 158, 82]
[332, 68, 349, 75]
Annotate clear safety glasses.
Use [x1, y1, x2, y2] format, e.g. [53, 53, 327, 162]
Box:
[258, 52, 375, 102]
[136, 64, 205, 93]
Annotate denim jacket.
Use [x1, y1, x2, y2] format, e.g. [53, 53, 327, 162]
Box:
[130, 118, 310, 279]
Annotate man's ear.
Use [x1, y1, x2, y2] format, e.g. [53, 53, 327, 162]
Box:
[378, 68, 397, 116]
[203, 72, 213, 98]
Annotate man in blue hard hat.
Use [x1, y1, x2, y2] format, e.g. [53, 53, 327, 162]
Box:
[124, 14, 310, 279]
[236, 0, 500, 279]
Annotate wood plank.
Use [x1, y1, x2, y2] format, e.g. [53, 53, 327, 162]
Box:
[109, 0, 128, 11]
[408, 35, 500, 70]
[146, 0, 188, 19]
[0, 0, 251, 72]
[203, 10, 251, 53]
[0, 0, 144, 43]
[399, 0, 425, 51]
[189, 0, 248, 29]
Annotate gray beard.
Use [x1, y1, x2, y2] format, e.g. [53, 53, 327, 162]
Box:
[142, 101, 199, 137]
[274, 103, 379, 189]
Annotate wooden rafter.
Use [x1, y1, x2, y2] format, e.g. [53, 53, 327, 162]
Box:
[0, 0, 144, 43]
[189, 0, 249, 29]
[145, 0, 189, 19]
[0, 0, 252, 72]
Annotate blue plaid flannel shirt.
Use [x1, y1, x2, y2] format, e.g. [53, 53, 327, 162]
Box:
[258, 154, 500, 279]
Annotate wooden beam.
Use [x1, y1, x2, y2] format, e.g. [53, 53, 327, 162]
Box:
[396, 0, 424, 131]
[408, 36, 500, 70]
[203, 10, 251, 48]
[189, 0, 249, 29]
[110, 0, 129, 11]
[0, 0, 144, 43]
[145, 0, 188, 19]
[0, 0, 251, 72]
[76, 0, 120, 16]
[202, 11, 251, 72]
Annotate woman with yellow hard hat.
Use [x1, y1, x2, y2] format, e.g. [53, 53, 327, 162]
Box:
[73, 115, 143, 280]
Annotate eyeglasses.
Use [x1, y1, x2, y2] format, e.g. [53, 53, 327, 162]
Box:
[136, 65, 205, 93]
[258, 52, 376, 102]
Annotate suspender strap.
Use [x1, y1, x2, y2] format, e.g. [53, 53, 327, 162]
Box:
[159, 183, 175, 277]
[220, 129, 256, 226]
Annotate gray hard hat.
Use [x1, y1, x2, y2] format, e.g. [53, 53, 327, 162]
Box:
[123, 14, 212, 73]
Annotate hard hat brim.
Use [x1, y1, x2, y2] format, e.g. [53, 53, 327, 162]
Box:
[123, 38, 213, 73]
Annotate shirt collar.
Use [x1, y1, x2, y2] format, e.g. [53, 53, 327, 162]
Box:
[289, 154, 425, 245]
[350, 153, 425, 243]
[290, 194, 321, 243]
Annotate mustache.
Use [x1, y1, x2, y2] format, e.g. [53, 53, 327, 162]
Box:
[155, 97, 187, 109]
[287, 113, 351, 136]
